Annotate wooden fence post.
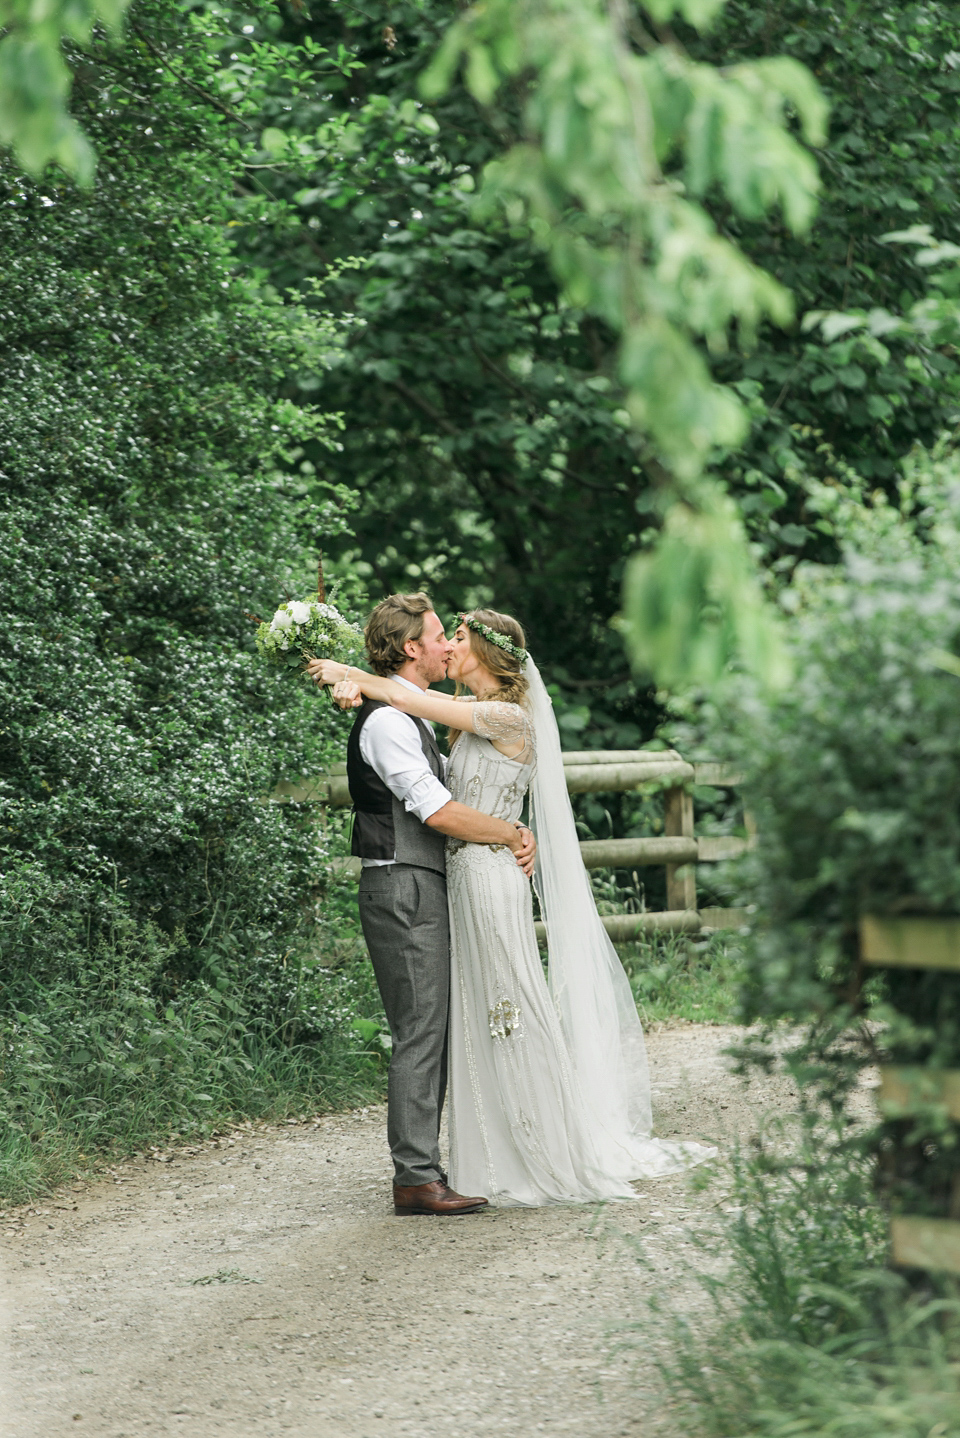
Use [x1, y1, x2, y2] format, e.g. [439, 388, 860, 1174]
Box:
[664, 785, 696, 912]
[861, 916, 960, 1278]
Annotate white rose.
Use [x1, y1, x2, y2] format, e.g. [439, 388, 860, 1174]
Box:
[288, 601, 311, 626]
[270, 607, 294, 631]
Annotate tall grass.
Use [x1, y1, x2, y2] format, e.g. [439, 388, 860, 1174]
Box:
[2, 873, 742, 1204]
[623, 1112, 960, 1437]
[587, 869, 745, 1024]
[0, 880, 389, 1205]
[616, 931, 744, 1025]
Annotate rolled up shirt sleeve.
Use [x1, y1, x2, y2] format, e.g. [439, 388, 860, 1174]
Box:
[359, 707, 452, 823]
[395, 767, 452, 823]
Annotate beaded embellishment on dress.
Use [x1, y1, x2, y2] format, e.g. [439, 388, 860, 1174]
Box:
[488, 998, 522, 1041]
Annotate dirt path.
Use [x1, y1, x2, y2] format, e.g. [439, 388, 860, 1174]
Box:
[1, 1025, 800, 1438]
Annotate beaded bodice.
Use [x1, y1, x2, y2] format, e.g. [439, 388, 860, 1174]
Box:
[445, 700, 535, 829]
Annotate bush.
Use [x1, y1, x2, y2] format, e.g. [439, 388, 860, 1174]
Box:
[0, 20, 381, 1200]
[701, 439, 960, 1215]
[628, 1114, 960, 1438]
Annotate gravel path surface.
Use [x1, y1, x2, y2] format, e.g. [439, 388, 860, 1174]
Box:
[2, 1024, 798, 1438]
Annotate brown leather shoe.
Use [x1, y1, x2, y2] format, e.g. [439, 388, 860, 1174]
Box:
[393, 1180, 489, 1216]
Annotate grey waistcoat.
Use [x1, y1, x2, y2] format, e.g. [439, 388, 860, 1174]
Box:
[346, 698, 447, 876]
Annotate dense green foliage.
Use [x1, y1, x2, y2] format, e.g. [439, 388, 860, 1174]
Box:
[0, 0, 132, 182]
[210, 0, 960, 728]
[0, 32, 386, 1200]
[9, 2, 960, 714]
[698, 440, 960, 1216]
[423, 0, 825, 477]
[696, 1, 960, 527]
[634, 1116, 960, 1437]
[226, 0, 809, 714]
[229, 0, 672, 744]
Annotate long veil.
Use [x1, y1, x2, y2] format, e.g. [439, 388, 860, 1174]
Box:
[525, 657, 715, 1179]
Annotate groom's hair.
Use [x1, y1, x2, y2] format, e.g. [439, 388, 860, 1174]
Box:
[365, 592, 435, 676]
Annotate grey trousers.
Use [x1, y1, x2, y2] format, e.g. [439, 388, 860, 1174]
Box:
[358, 863, 450, 1188]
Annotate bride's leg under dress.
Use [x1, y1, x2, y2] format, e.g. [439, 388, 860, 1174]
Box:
[446, 846, 635, 1207]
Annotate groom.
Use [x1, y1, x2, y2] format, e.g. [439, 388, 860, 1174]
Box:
[316, 593, 535, 1216]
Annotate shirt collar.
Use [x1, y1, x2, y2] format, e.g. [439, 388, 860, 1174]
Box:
[390, 674, 426, 695]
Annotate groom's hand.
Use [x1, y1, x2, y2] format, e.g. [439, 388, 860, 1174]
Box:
[514, 824, 536, 878]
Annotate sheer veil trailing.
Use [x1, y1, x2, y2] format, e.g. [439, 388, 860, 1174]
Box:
[525, 657, 716, 1180]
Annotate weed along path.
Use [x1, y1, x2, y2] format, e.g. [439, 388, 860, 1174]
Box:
[2, 1026, 798, 1438]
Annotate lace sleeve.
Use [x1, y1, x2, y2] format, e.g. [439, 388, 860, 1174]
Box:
[471, 701, 535, 759]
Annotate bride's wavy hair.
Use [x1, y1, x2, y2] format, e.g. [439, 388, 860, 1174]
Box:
[460, 608, 529, 708]
[449, 608, 528, 750]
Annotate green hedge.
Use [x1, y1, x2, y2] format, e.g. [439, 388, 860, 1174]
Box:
[0, 50, 381, 1200]
[705, 441, 960, 1217]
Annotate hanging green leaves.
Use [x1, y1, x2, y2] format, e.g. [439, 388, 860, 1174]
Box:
[0, 0, 134, 182]
[422, 0, 826, 687]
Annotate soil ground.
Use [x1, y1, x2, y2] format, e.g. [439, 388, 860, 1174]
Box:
[1, 1024, 802, 1438]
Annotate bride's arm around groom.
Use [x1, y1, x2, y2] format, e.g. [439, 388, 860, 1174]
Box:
[310, 661, 529, 759]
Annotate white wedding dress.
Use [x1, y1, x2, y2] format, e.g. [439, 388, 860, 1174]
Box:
[446, 669, 715, 1207]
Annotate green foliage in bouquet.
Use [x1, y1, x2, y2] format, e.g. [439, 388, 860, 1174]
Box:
[255, 599, 363, 681]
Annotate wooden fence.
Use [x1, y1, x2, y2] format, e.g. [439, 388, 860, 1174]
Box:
[275, 747, 751, 941]
[861, 916, 960, 1278]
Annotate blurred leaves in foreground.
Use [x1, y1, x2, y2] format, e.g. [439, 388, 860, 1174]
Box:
[422, 0, 825, 688]
[0, 0, 132, 181]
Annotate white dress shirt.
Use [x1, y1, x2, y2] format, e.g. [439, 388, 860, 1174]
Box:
[358, 674, 453, 866]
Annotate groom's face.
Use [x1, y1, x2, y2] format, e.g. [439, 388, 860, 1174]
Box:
[406, 610, 453, 685]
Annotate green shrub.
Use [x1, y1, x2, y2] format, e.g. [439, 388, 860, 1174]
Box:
[700, 440, 960, 1214]
[0, 25, 381, 1200]
[625, 1114, 960, 1438]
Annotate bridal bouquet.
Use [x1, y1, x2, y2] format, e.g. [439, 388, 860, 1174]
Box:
[255, 597, 363, 681]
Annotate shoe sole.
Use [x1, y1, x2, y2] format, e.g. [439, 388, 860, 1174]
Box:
[393, 1203, 488, 1217]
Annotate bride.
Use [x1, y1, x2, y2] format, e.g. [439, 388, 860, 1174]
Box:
[314, 608, 714, 1206]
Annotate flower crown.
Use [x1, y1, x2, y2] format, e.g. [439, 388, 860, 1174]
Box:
[457, 612, 528, 664]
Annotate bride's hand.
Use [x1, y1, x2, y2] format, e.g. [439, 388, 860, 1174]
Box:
[331, 678, 362, 710]
[306, 658, 348, 687]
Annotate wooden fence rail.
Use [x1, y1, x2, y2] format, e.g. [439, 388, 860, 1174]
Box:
[276, 747, 751, 940]
[861, 916, 960, 1279]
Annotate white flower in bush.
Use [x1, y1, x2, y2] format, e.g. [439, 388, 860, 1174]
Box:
[288, 601, 311, 625]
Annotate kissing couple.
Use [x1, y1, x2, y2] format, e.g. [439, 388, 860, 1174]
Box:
[309, 594, 714, 1215]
